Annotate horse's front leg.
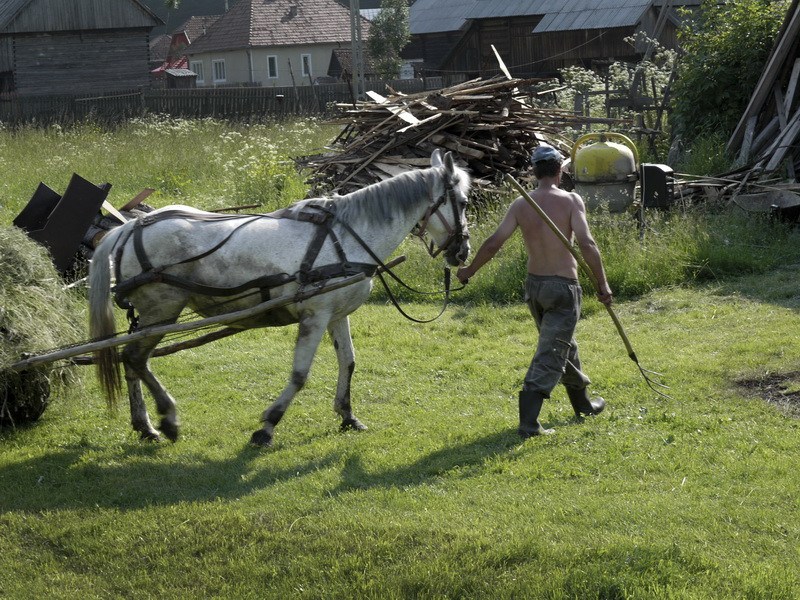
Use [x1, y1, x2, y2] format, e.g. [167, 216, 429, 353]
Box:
[250, 315, 329, 447]
[328, 316, 367, 432]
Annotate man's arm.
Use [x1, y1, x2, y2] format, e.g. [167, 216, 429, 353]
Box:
[570, 195, 613, 306]
[456, 199, 520, 283]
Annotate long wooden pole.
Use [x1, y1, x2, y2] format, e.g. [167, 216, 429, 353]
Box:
[6, 274, 366, 373]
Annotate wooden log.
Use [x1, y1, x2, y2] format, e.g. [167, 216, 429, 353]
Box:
[5, 273, 366, 373]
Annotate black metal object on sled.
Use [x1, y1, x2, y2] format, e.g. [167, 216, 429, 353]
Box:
[13, 173, 111, 274]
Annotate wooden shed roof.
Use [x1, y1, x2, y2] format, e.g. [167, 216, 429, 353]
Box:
[187, 0, 370, 54]
[0, 0, 162, 34]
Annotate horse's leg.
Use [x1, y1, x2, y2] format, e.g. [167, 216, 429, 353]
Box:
[328, 316, 367, 432]
[250, 315, 329, 447]
[122, 334, 181, 442]
[123, 356, 160, 442]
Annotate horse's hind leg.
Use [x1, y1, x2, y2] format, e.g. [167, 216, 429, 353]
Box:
[124, 358, 160, 441]
[328, 316, 367, 432]
[250, 315, 329, 447]
[122, 335, 180, 442]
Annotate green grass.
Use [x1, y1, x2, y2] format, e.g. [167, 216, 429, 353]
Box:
[2, 274, 800, 598]
[2, 118, 800, 598]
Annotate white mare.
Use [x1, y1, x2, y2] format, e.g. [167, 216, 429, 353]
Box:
[88, 150, 471, 446]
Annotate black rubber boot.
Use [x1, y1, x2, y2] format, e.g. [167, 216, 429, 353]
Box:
[565, 386, 605, 418]
[518, 390, 554, 438]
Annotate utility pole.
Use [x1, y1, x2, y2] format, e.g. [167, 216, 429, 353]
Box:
[349, 0, 365, 100]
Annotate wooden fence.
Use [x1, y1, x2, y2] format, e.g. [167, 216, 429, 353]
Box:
[0, 78, 441, 125]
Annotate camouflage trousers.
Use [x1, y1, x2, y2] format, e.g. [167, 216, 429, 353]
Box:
[522, 274, 591, 396]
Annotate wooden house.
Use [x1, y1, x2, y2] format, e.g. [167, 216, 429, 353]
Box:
[151, 15, 220, 81]
[405, 0, 700, 79]
[185, 0, 371, 88]
[0, 0, 163, 95]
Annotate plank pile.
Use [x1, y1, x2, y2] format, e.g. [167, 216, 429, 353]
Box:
[296, 76, 628, 195]
[726, 0, 800, 180]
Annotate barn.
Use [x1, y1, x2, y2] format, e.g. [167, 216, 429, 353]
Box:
[0, 0, 163, 95]
[405, 0, 700, 80]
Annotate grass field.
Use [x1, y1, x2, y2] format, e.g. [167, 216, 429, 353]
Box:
[2, 118, 800, 598]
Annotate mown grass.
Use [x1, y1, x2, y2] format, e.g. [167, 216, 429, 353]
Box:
[2, 118, 800, 598]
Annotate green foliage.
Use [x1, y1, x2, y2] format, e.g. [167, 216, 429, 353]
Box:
[671, 0, 791, 140]
[366, 0, 411, 79]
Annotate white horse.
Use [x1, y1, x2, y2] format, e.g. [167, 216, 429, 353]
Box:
[88, 150, 471, 446]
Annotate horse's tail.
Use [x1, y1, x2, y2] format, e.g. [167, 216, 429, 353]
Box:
[88, 226, 125, 411]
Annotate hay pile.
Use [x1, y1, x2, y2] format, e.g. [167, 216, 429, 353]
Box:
[0, 225, 84, 426]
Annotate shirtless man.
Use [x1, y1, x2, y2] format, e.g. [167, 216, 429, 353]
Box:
[457, 143, 612, 438]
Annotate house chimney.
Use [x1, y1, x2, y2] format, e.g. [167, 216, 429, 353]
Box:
[289, 6, 298, 18]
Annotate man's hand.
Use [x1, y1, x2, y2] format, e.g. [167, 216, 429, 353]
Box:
[596, 285, 613, 307]
[457, 266, 473, 284]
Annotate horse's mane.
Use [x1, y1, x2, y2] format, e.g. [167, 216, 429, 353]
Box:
[291, 165, 469, 226]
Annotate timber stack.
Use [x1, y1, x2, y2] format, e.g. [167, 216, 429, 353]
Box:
[675, 0, 800, 214]
[296, 76, 627, 195]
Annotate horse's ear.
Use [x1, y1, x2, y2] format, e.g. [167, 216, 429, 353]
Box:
[443, 151, 455, 175]
[431, 148, 443, 167]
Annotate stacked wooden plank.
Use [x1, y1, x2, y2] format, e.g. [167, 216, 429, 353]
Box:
[727, 0, 800, 180]
[296, 76, 628, 195]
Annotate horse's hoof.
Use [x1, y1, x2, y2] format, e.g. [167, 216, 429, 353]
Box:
[340, 417, 368, 432]
[139, 431, 161, 442]
[250, 429, 273, 447]
[159, 418, 179, 443]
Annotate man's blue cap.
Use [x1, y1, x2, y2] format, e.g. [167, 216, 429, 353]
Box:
[531, 143, 562, 164]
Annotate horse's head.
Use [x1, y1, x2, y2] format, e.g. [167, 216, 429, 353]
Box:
[418, 149, 471, 267]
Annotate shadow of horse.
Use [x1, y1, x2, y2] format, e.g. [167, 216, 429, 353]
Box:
[0, 443, 342, 513]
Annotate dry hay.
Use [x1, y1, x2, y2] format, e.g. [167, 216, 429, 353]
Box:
[0, 225, 84, 427]
[736, 371, 800, 419]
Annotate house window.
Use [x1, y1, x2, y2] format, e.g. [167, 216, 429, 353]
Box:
[190, 60, 204, 84]
[267, 55, 278, 79]
[301, 54, 312, 78]
[212, 59, 226, 83]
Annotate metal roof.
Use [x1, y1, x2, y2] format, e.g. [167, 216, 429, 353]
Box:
[409, 0, 478, 35]
[534, 0, 652, 32]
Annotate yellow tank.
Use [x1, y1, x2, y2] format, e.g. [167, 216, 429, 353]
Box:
[571, 133, 639, 213]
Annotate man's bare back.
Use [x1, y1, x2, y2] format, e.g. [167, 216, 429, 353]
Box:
[456, 177, 612, 306]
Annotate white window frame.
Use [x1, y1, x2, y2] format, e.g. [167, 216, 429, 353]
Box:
[267, 55, 279, 79]
[212, 59, 226, 83]
[190, 60, 204, 84]
[301, 53, 312, 78]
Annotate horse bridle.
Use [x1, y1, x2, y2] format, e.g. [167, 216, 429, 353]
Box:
[412, 174, 468, 259]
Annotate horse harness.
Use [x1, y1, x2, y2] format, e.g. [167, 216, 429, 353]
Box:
[111, 176, 465, 323]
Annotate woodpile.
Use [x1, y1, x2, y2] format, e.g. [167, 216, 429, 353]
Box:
[726, 0, 800, 180]
[296, 75, 629, 195]
[676, 0, 800, 215]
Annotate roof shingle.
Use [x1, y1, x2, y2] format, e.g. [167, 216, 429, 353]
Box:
[187, 0, 370, 54]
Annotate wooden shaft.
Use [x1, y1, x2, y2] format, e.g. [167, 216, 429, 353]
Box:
[6, 273, 366, 373]
[505, 174, 637, 360]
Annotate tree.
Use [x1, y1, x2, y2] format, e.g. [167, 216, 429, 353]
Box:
[671, 0, 790, 140]
[366, 0, 411, 80]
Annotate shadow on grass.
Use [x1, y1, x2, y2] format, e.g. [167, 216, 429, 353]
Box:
[0, 442, 342, 513]
[330, 429, 532, 496]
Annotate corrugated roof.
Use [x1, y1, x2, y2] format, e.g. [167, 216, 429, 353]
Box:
[187, 0, 370, 54]
[0, 0, 31, 30]
[534, 1, 651, 32]
[409, 0, 478, 35]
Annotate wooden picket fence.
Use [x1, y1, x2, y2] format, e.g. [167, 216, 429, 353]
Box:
[0, 78, 443, 125]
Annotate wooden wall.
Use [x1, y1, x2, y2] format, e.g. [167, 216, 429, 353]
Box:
[4, 0, 158, 33]
[12, 29, 152, 95]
